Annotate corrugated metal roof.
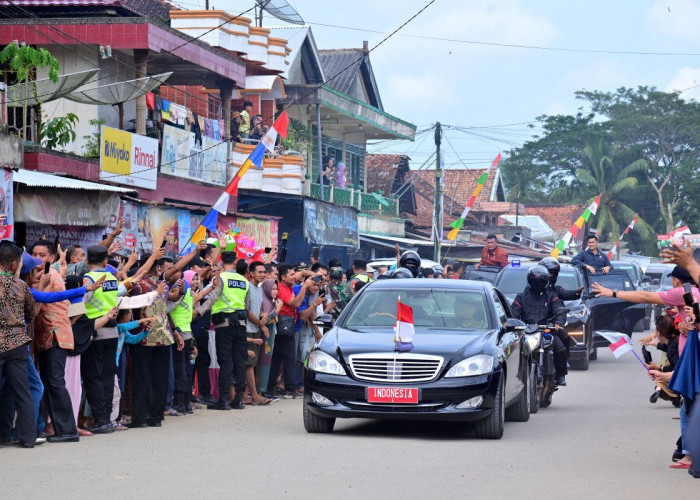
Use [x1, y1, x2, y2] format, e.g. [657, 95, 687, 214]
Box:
[13, 169, 136, 193]
[317, 48, 364, 95]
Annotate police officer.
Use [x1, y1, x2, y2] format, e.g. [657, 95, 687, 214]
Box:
[168, 270, 194, 414]
[510, 265, 569, 386]
[81, 245, 120, 435]
[200, 252, 249, 410]
[349, 259, 371, 294]
[540, 257, 583, 301]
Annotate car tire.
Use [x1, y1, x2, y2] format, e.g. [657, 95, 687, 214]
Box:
[303, 402, 335, 433]
[571, 356, 589, 371]
[528, 364, 539, 415]
[589, 348, 597, 361]
[474, 375, 504, 439]
[505, 367, 530, 422]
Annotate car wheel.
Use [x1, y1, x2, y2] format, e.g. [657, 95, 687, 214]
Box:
[571, 356, 589, 371]
[505, 366, 530, 422]
[474, 375, 504, 439]
[528, 363, 539, 415]
[589, 348, 597, 361]
[303, 402, 335, 433]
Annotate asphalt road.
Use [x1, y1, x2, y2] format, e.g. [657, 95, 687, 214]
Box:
[3, 346, 697, 499]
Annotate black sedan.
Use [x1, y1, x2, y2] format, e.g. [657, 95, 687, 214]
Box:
[303, 279, 531, 439]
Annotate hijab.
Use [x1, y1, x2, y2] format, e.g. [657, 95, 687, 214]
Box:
[183, 270, 196, 287]
[261, 279, 277, 315]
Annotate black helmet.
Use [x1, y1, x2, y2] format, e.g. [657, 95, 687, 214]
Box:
[539, 257, 561, 286]
[377, 269, 396, 280]
[393, 267, 414, 279]
[527, 265, 550, 294]
[399, 251, 421, 277]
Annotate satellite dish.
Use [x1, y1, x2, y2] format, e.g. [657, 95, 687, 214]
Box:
[255, 0, 304, 25]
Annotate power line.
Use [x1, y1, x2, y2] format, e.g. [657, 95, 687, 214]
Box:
[306, 20, 700, 57]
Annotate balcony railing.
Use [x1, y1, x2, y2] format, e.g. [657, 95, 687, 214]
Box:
[310, 183, 399, 218]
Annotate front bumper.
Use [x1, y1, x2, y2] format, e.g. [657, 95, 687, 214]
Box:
[304, 370, 502, 422]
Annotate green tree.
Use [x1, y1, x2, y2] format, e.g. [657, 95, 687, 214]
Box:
[549, 140, 654, 244]
[576, 86, 700, 233]
[0, 41, 60, 140]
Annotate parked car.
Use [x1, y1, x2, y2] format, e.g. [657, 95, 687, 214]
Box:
[611, 260, 651, 330]
[493, 262, 593, 370]
[303, 279, 531, 439]
[585, 270, 647, 354]
[644, 263, 675, 292]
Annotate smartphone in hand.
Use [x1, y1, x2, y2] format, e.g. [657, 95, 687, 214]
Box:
[44, 261, 51, 274]
[683, 283, 694, 307]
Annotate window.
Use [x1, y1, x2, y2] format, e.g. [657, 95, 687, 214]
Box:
[492, 290, 508, 324]
[208, 96, 222, 120]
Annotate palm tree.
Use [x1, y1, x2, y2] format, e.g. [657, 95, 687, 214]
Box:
[550, 140, 654, 243]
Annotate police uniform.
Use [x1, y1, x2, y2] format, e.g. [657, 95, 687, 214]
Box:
[81, 260, 120, 430]
[211, 270, 249, 407]
[169, 286, 194, 412]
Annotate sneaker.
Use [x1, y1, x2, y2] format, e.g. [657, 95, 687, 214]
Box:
[35, 436, 47, 446]
[261, 392, 280, 402]
[292, 389, 304, 399]
[650, 390, 661, 404]
[207, 400, 231, 411]
[555, 376, 566, 386]
[282, 391, 294, 399]
[230, 395, 245, 410]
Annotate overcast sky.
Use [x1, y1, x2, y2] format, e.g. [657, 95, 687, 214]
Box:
[178, 0, 700, 169]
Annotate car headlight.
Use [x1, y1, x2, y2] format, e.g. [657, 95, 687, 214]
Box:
[445, 354, 495, 378]
[307, 351, 346, 375]
[567, 305, 588, 319]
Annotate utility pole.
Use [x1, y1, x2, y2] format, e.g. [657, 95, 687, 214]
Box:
[433, 122, 442, 262]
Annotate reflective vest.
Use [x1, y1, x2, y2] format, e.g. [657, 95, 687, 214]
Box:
[353, 273, 371, 283]
[84, 270, 118, 319]
[169, 288, 193, 333]
[212, 271, 249, 315]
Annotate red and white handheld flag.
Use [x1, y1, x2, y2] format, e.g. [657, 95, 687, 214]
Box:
[394, 299, 415, 343]
[609, 336, 633, 358]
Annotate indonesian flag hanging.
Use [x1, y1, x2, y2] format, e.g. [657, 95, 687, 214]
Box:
[550, 194, 602, 258]
[607, 214, 638, 259]
[447, 153, 502, 241]
[394, 298, 415, 352]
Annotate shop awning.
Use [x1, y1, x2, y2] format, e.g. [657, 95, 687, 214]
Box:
[360, 232, 434, 249]
[13, 169, 136, 193]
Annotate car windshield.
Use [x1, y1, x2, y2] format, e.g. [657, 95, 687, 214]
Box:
[660, 273, 674, 288]
[342, 288, 492, 332]
[495, 270, 528, 294]
[555, 271, 579, 290]
[614, 264, 638, 283]
[589, 273, 633, 291]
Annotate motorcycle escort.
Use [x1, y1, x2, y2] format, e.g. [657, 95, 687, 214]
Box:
[524, 323, 558, 411]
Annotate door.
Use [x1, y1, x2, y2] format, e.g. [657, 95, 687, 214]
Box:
[493, 288, 523, 401]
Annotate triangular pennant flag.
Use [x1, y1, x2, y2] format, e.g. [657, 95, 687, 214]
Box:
[272, 111, 289, 139]
[201, 210, 218, 232]
[212, 192, 229, 214]
[191, 225, 207, 246]
[447, 227, 460, 241]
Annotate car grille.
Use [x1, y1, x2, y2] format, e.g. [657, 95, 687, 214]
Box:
[348, 353, 444, 383]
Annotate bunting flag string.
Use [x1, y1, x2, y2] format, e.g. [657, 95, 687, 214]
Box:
[607, 214, 638, 259]
[550, 194, 602, 259]
[184, 111, 289, 253]
[447, 153, 502, 242]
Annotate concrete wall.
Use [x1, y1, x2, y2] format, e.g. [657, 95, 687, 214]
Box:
[0, 132, 23, 168]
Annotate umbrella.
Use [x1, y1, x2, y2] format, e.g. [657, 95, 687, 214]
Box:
[669, 328, 700, 401]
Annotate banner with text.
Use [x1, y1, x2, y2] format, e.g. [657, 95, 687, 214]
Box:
[14, 191, 120, 226]
[1, 168, 14, 240]
[100, 125, 158, 190]
[303, 199, 358, 248]
[161, 124, 227, 187]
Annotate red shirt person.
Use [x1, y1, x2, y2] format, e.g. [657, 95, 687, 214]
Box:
[475, 234, 508, 269]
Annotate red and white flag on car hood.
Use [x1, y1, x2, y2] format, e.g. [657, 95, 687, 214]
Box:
[394, 300, 415, 343]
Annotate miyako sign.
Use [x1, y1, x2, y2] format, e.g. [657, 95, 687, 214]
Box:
[99, 125, 158, 190]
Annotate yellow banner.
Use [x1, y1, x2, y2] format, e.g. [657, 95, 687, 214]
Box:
[100, 126, 133, 175]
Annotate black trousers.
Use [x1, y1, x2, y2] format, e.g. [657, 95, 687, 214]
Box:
[552, 334, 568, 377]
[81, 338, 117, 427]
[130, 344, 170, 424]
[172, 342, 192, 410]
[266, 334, 297, 394]
[0, 345, 35, 443]
[37, 342, 77, 436]
[214, 323, 247, 401]
[194, 328, 211, 398]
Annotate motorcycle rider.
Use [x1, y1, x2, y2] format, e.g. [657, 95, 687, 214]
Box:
[510, 265, 569, 386]
[540, 257, 583, 300]
[398, 251, 421, 278]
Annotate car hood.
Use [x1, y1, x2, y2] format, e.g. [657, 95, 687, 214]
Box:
[328, 327, 496, 359]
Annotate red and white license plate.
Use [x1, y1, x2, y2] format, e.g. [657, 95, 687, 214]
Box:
[367, 387, 419, 404]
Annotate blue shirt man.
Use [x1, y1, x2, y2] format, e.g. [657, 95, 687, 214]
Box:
[571, 235, 612, 274]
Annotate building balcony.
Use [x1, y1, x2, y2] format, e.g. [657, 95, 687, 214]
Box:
[310, 183, 399, 218]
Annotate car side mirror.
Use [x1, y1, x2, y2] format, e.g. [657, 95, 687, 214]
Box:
[314, 313, 334, 328]
[502, 318, 526, 333]
[651, 278, 660, 286]
[642, 276, 651, 283]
